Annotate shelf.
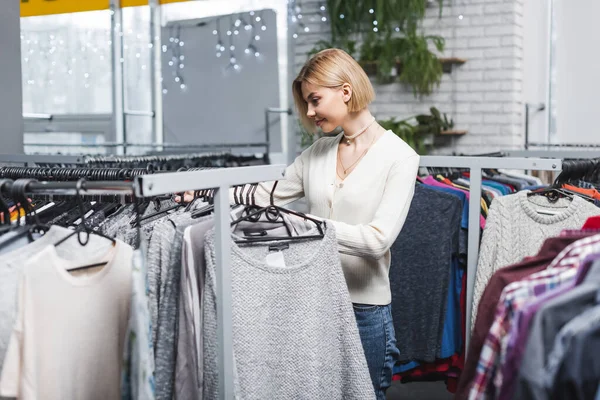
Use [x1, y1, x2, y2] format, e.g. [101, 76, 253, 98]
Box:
[360, 57, 467, 76]
[439, 57, 467, 73]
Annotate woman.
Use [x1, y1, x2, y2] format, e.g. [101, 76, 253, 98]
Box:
[177, 48, 420, 399]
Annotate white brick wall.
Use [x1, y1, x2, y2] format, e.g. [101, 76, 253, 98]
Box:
[293, 0, 526, 154]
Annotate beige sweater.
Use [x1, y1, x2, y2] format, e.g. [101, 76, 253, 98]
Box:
[234, 130, 420, 305]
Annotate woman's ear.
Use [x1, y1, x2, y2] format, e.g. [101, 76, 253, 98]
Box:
[342, 83, 352, 103]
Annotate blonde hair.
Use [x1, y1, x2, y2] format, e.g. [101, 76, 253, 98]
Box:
[293, 48, 375, 132]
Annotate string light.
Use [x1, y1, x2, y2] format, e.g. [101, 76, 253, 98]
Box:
[319, 3, 327, 22]
[163, 24, 186, 92]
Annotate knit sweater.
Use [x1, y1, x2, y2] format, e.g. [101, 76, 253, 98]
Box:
[202, 226, 375, 400]
[232, 130, 420, 305]
[472, 191, 600, 328]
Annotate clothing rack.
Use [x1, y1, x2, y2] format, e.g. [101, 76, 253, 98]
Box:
[0, 166, 150, 181]
[419, 156, 562, 355]
[135, 165, 285, 400]
[24, 141, 272, 158]
[2, 164, 285, 400]
[0, 154, 85, 166]
[503, 149, 600, 159]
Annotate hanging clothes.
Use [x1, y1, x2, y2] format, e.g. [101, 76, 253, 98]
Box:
[202, 226, 375, 400]
[390, 184, 462, 363]
[460, 232, 600, 400]
[455, 233, 594, 400]
[0, 239, 133, 400]
[472, 191, 600, 329]
[0, 226, 74, 368]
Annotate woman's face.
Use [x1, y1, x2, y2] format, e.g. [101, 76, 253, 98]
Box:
[301, 81, 350, 133]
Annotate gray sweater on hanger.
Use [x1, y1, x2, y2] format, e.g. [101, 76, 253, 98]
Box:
[472, 191, 600, 329]
[202, 226, 375, 400]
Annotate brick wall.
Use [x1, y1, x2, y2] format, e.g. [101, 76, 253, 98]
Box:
[292, 0, 525, 154]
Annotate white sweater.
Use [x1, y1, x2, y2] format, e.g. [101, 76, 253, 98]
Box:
[472, 191, 600, 329]
[234, 130, 420, 305]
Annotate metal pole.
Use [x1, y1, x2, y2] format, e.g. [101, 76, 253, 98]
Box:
[546, 0, 555, 145]
[149, 0, 164, 152]
[264, 108, 292, 163]
[524, 103, 530, 150]
[110, 0, 126, 155]
[265, 109, 271, 160]
[465, 167, 482, 355]
[286, 0, 297, 166]
[214, 185, 235, 400]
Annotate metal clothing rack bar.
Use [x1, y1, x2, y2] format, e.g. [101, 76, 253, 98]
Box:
[2, 180, 135, 196]
[24, 141, 270, 150]
[135, 164, 286, 400]
[503, 150, 600, 159]
[419, 156, 562, 355]
[527, 142, 600, 149]
[0, 154, 85, 166]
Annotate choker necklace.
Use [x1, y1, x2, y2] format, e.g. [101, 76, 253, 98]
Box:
[343, 117, 376, 145]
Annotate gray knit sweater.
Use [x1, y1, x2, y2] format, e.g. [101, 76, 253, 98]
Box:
[202, 226, 375, 400]
[473, 191, 600, 328]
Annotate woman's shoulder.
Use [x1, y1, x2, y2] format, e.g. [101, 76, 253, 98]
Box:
[379, 130, 419, 160]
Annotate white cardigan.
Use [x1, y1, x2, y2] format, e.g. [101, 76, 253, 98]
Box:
[235, 130, 420, 305]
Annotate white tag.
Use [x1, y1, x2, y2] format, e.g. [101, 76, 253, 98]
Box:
[265, 252, 287, 269]
[536, 209, 560, 216]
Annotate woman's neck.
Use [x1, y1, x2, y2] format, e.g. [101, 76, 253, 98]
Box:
[340, 110, 381, 148]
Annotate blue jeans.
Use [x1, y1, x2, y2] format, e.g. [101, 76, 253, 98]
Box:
[354, 303, 400, 400]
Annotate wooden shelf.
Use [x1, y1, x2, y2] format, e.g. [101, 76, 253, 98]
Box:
[439, 130, 468, 136]
[360, 57, 467, 76]
[439, 57, 467, 73]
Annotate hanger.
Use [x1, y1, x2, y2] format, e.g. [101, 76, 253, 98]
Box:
[130, 195, 183, 227]
[54, 179, 116, 249]
[0, 179, 12, 230]
[230, 180, 325, 244]
[0, 179, 51, 247]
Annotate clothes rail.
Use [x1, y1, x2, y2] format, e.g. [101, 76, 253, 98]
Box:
[83, 151, 231, 164]
[135, 164, 286, 400]
[0, 154, 85, 166]
[0, 179, 135, 196]
[418, 156, 562, 355]
[1, 165, 286, 400]
[503, 149, 600, 159]
[0, 167, 150, 181]
[527, 142, 600, 149]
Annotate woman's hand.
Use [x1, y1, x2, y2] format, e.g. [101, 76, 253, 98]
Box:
[174, 191, 195, 203]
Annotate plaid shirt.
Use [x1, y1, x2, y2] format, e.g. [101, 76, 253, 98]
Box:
[468, 233, 600, 400]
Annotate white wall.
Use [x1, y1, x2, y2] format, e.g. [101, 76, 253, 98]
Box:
[522, 0, 551, 145]
[552, 0, 600, 145]
[1, 1, 24, 154]
[294, 0, 527, 154]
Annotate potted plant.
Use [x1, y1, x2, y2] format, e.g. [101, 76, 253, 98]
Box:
[308, 0, 446, 96]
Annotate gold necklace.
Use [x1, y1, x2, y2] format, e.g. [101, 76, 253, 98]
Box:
[337, 133, 378, 176]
